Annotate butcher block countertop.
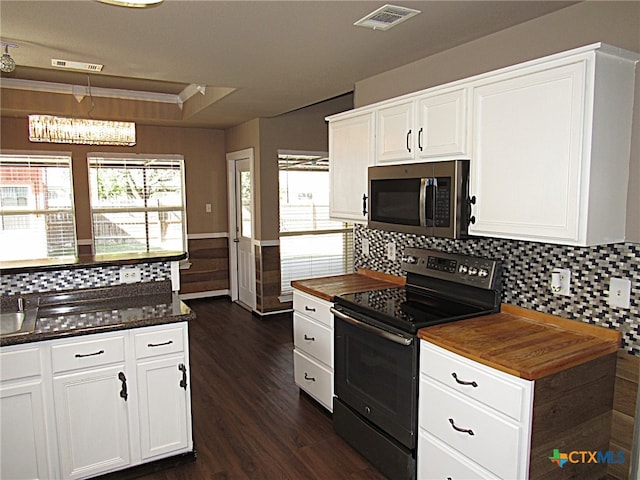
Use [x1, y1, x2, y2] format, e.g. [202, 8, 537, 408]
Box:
[291, 268, 405, 302]
[418, 304, 620, 381]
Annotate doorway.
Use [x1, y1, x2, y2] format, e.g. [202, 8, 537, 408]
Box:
[227, 148, 256, 311]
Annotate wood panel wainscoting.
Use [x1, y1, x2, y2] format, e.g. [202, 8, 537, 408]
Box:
[256, 244, 292, 314]
[180, 237, 229, 297]
[609, 351, 640, 480]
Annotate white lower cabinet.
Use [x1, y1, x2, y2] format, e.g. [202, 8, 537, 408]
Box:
[0, 322, 192, 480]
[418, 340, 533, 479]
[292, 289, 334, 411]
[135, 325, 191, 460]
[53, 363, 131, 479]
[0, 346, 53, 480]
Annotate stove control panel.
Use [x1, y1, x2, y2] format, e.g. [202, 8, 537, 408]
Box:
[402, 248, 500, 290]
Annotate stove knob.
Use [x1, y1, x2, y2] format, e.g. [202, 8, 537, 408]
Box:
[404, 255, 418, 265]
[478, 268, 489, 278]
[468, 267, 478, 276]
[458, 264, 468, 274]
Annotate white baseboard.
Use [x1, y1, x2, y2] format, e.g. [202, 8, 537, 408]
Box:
[179, 289, 230, 300]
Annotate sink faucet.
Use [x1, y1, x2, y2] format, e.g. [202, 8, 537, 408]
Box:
[17, 297, 24, 313]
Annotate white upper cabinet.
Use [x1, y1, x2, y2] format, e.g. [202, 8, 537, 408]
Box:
[376, 88, 469, 164]
[328, 110, 375, 222]
[468, 45, 638, 245]
[416, 89, 468, 159]
[376, 100, 415, 163]
[327, 43, 638, 240]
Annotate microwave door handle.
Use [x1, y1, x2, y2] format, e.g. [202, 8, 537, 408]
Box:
[419, 178, 428, 227]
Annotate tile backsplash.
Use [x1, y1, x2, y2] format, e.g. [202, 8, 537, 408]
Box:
[354, 225, 640, 355]
[1, 262, 172, 296]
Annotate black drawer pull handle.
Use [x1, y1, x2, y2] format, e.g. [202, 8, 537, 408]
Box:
[304, 306, 316, 312]
[75, 349, 105, 358]
[118, 372, 128, 401]
[362, 194, 368, 216]
[148, 340, 173, 348]
[418, 127, 423, 151]
[451, 372, 478, 388]
[304, 372, 316, 382]
[449, 418, 474, 436]
[303, 334, 315, 341]
[178, 363, 188, 390]
[406, 129, 412, 152]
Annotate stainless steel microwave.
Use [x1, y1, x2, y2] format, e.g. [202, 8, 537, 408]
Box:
[367, 160, 471, 238]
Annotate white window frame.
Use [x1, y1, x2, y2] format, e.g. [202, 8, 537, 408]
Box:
[87, 153, 187, 255]
[0, 150, 77, 261]
[278, 151, 353, 294]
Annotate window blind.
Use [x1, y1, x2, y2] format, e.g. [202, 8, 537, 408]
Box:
[88, 153, 186, 255]
[0, 152, 76, 261]
[279, 160, 353, 293]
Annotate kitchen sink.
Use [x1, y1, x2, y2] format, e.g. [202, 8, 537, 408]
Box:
[0, 309, 37, 337]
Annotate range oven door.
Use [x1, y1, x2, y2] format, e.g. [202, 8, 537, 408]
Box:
[332, 306, 418, 450]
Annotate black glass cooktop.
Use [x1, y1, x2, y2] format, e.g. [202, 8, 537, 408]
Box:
[334, 286, 495, 334]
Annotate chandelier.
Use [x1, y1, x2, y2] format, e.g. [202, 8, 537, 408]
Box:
[28, 115, 136, 146]
[1, 43, 17, 73]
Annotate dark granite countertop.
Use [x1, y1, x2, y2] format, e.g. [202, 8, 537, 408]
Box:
[0, 251, 187, 275]
[0, 280, 195, 347]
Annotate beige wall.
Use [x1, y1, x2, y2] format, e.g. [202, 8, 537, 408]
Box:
[0, 117, 227, 243]
[225, 94, 353, 241]
[354, 1, 640, 242]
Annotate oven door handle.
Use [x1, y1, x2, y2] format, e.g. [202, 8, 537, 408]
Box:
[330, 308, 413, 346]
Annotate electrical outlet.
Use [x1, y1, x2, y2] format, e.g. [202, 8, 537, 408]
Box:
[387, 242, 396, 261]
[119, 267, 141, 284]
[362, 238, 370, 256]
[205, 203, 212, 213]
[608, 277, 631, 309]
[550, 268, 571, 296]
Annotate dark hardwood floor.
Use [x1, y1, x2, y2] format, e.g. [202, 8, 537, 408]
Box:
[131, 297, 387, 480]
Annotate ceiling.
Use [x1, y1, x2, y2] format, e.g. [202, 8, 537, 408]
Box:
[0, 0, 578, 129]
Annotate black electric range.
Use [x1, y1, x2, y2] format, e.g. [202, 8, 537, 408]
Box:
[332, 248, 502, 480]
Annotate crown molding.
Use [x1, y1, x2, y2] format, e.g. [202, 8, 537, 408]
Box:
[1, 77, 187, 106]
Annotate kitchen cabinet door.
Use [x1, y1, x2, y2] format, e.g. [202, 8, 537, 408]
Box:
[0, 345, 52, 480]
[53, 365, 131, 479]
[470, 61, 585, 243]
[376, 100, 415, 163]
[136, 355, 191, 460]
[416, 88, 468, 159]
[469, 47, 637, 245]
[1, 380, 51, 479]
[328, 111, 375, 222]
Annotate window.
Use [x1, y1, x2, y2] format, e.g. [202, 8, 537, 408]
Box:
[0, 152, 76, 261]
[88, 154, 186, 255]
[279, 151, 353, 293]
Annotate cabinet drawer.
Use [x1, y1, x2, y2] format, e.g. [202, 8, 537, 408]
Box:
[419, 377, 522, 479]
[293, 349, 333, 411]
[293, 313, 333, 367]
[293, 290, 332, 327]
[0, 347, 41, 380]
[420, 341, 531, 421]
[134, 324, 185, 359]
[51, 335, 126, 373]
[418, 429, 498, 480]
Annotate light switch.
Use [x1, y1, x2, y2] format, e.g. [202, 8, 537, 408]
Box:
[205, 203, 212, 213]
[608, 277, 631, 309]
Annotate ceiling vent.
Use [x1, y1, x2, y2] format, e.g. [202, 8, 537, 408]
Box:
[51, 59, 104, 72]
[354, 4, 421, 31]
